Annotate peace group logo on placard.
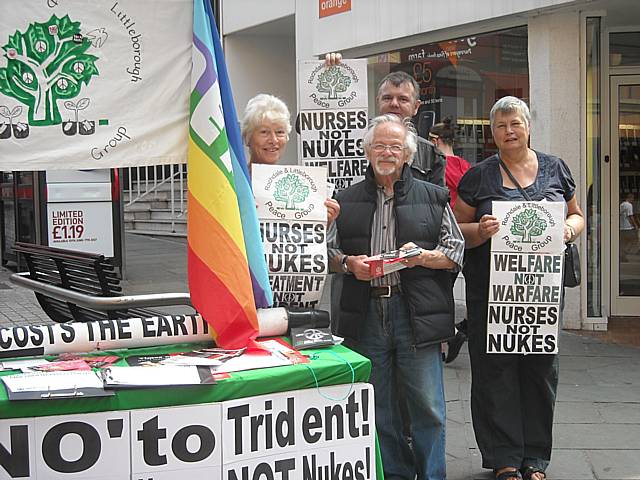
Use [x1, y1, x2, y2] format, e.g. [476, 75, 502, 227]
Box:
[260, 166, 323, 222]
[298, 60, 367, 111]
[273, 173, 311, 211]
[494, 202, 564, 254]
[509, 208, 549, 243]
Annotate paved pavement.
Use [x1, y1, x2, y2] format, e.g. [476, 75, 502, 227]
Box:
[1, 233, 639, 479]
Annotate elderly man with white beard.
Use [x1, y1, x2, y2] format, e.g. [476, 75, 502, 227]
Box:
[328, 114, 464, 480]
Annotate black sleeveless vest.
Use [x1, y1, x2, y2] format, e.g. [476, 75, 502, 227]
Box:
[334, 164, 455, 346]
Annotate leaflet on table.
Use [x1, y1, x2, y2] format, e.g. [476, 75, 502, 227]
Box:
[123, 340, 308, 374]
[365, 247, 422, 279]
[101, 365, 215, 388]
[253, 164, 328, 309]
[126, 348, 245, 367]
[0, 358, 50, 372]
[1, 370, 114, 400]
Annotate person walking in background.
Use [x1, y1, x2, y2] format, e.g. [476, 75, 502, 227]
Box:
[429, 117, 471, 364]
[454, 96, 584, 480]
[329, 114, 464, 480]
[620, 192, 639, 262]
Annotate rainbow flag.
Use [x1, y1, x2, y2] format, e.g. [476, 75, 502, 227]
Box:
[188, 0, 273, 348]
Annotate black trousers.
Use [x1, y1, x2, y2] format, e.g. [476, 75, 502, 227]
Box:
[467, 300, 558, 471]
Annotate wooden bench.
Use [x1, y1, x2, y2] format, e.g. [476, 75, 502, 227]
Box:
[11, 242, 192, 323]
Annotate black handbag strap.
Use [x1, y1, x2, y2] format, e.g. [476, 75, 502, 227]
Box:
[498, 155, 532, 201]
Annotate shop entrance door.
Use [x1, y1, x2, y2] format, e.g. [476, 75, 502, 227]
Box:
[611, 75, 640, 315]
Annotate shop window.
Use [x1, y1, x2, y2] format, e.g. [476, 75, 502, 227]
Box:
[609, 32, 640, 67]
[365, 26, 529, 164]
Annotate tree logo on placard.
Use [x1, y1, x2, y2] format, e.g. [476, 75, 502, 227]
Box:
[316, 66, 351, 100]
[510, 208, 548, 243]
[0, 15, 100, 130]
[274, 174, 310, 210]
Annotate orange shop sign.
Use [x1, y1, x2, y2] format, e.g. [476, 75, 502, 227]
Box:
[319, 0, 351, 18]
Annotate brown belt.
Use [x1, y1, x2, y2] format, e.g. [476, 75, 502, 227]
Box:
[370, 285, 402, 298]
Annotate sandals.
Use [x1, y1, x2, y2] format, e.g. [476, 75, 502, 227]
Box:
[521, 467, 546, 480]
[495, 470, 523, 480]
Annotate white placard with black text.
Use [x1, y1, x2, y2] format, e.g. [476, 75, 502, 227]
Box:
[297, 59, 368, 192]
[487, 201, 565, 354]
[0, 384, 375, 480]
[253, 164, 328, 308]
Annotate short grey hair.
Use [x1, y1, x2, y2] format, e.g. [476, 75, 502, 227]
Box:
[363, 114, 418, 160]
[489, 96, 531, 131]
[376, 71, 420, 103]
[240, 94, 291, 144]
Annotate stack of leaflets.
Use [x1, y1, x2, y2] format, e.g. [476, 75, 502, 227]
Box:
[100, 365, 215, 388]
[2, 370, 113, 400]
[365, 247, 422, 278]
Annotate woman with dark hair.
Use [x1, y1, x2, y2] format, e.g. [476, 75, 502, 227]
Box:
[429, 117, 470, 208]
[429, 117, 471, 363]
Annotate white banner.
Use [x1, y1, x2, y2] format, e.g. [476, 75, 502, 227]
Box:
[0, 315, 212, 359]
[297, 60, 368, 191]
[0, 0, 192, 170]
[253, 164, 328, 309]
[487, 201, 565, 354]
[0, 384, 375, 480]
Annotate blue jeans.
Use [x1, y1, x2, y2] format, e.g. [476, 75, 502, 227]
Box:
[351, 295, 446, 480]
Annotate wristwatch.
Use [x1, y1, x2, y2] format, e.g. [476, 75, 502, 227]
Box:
[341, 255, 349, 273]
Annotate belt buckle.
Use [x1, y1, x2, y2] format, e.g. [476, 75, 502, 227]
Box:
[380, 285, 392, 298]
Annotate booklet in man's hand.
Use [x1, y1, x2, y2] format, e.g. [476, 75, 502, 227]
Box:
[365, 247, 422, 278]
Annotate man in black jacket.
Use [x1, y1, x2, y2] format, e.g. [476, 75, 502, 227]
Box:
[329, 114, 464, 480]
[324, 54, 446, 187]
[376, 70, 446, 187]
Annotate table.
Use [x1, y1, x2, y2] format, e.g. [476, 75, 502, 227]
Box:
[0, 340, 384, 479]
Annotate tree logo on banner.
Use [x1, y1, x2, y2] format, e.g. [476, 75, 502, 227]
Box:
[510, 208, 548, 243]
[274, 174, 310, 210]
[0, 15, 101, 137]
[316, 66, 351, 100]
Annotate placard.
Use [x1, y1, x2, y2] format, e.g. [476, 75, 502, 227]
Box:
[130, 404, 222, 479]
[297, 59, 368, 191]
[0, 384, 375, 480]
[222, 384, 375, 476]
[253, 164, 328, 308]
[487, 201, 565, 354]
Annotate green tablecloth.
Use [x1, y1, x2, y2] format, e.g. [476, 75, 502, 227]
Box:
[0, 340, 383, 479]
[0, 340, 371, 418]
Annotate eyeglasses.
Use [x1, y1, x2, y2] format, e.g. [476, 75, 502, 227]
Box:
[371, 144, 405, 154]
